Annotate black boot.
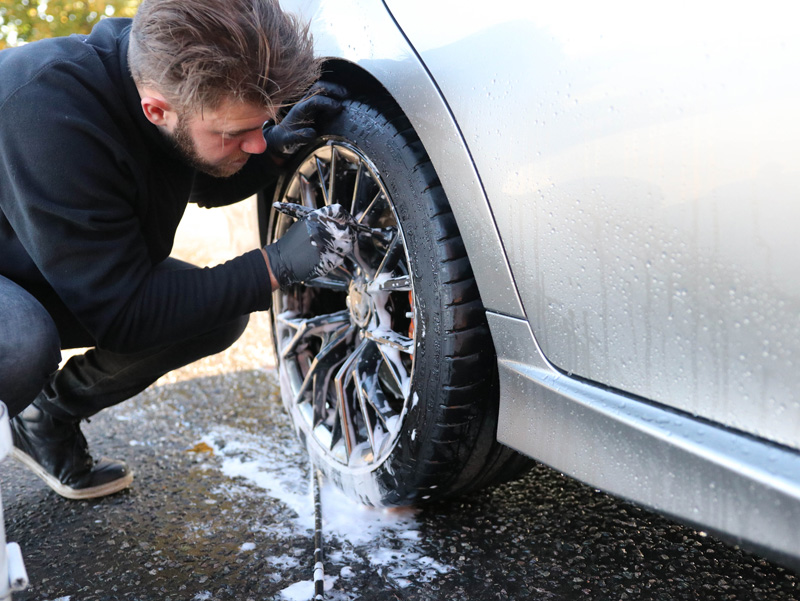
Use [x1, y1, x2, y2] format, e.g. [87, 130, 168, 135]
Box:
[10, 402, 133, 500]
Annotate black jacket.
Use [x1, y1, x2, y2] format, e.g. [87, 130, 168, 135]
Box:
[0, 19, 277, 353]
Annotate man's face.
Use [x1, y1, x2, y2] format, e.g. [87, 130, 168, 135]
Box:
[167, 98, 274, 178]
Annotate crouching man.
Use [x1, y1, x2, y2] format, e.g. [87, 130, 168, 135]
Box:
[0, 0, 352, 499]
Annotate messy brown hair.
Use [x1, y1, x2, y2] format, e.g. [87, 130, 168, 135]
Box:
[128, 0, 320, 114]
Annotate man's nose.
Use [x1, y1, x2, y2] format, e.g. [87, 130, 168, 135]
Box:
[241, 130, 267, 155]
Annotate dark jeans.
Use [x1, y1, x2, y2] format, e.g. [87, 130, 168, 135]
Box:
[0, 259, 248, 419]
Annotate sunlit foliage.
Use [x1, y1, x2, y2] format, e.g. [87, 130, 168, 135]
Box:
[0, 0, 140, 49]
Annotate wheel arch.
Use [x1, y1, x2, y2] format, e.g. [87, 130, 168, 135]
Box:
[259, 41, 525, 319]
[321, 59, 390, 102]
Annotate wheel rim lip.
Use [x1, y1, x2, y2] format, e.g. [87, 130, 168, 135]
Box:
[271, 138, 416, 472]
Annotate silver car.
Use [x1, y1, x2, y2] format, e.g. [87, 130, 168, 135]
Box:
[259, 0, 800, 568]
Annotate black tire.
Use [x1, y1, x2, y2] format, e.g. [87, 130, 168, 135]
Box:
[263, 93, 528, 506]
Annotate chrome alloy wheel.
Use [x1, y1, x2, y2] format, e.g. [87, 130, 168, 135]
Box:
[272, 140, 415, 469]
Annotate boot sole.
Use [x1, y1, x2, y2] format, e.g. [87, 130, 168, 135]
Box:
[11, 448, 134, 500]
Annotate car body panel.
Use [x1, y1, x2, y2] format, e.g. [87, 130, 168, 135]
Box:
[384, 1, 800, 450]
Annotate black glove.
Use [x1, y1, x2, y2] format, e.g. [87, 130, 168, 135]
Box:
[264, 81, 348, 160]
[264, 204, 355, 288]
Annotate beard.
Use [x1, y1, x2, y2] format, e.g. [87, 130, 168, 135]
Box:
[167, 116, 249, 178]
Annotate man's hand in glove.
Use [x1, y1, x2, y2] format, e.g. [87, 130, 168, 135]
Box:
[262, 204, 355, 289]
[264, 81, 348, 162]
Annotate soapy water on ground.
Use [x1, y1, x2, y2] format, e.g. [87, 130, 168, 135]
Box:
[198, 421, 451, 600]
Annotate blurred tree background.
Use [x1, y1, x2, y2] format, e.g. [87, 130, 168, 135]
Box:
[0, 0, 140, 49]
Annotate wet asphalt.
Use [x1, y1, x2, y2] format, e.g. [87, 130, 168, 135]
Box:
[2, 207, 799, 601]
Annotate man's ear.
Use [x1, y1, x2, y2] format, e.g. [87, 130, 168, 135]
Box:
[140, 93, 175, 128]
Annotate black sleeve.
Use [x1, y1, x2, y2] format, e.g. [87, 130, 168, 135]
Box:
[0, 55, 273, 353]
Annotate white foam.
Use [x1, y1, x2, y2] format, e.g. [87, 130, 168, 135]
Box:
[199, 424, 453, 595]
[278, 575, 337, 600]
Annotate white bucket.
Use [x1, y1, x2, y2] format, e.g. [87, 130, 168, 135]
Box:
[0, 403, 28, 599]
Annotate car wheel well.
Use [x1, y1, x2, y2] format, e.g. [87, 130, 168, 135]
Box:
[320, 59, 392, 103]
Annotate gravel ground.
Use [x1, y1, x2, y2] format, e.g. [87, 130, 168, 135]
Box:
[2, 204, 799, 601]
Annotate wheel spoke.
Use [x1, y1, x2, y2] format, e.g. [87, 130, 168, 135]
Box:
[303, 275, 350, 291]
[296, 322, 354, 418]
[327, 147, 338, 206]
[363, 328, 414, 354]
[369, 274, 411, 293]
[356, 342, 400, 431]
[350, 159, 364, 216]
[353, 366, 377, 454]
[380, 344, 413, 401]
[299, 174, 316, 208]
[276, 310, 350, 360]
[331, 340, 406, 462]
[358, 189, 383, 226]
[315, 156, 329, 205]
[333, 339, 369, 459]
